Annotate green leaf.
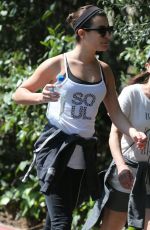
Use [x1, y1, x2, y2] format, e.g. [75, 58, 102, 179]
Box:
[0, 197, 10, 205]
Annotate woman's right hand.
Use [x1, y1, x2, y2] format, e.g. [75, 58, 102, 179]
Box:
[117, 164, 134, 190]
[41, 84, 60, 103]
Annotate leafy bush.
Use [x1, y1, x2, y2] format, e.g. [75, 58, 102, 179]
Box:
[0, 51, 46, 219]
[0, 23, 74, 222]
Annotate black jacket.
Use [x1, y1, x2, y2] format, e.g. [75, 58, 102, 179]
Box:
[34, 123, 100, 200]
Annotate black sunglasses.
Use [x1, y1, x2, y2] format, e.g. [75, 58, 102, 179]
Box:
[83, 26, 113, 37]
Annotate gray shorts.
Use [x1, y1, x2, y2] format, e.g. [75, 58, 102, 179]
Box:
[106, 188, 150, 212]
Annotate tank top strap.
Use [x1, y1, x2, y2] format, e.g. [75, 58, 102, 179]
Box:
[63, 53, 69, 79]
[99, 63, 104, 81]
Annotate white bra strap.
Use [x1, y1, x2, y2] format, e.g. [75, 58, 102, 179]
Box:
[99, 63, 104, 81]
[63, 53, 69, 79]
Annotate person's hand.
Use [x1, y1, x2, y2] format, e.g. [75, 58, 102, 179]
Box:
[129, 129, 147, 150]
[41, 84, 60, 103]
[117, 164, 134, 190]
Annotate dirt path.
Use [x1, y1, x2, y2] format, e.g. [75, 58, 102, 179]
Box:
[0, 223, 21, 230]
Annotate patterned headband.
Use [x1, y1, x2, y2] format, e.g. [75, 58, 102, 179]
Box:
[73, 6, 105, 31]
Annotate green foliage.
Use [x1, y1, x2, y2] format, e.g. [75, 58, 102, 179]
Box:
[127, 227, 141, 230]
[119, 45, 150, 86]
[0, 51, 47, 219]
[72, 198, 95, 229]
[96, 0, 150, 91]
[0, 173, 45, 219]
[0, 1, 75, 223]
[40, 24, 75, 59]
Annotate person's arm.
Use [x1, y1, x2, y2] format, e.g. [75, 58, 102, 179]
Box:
[101, 62, 147, 148]
[109, 124, 134, 189]
[12, 55, 63, 105]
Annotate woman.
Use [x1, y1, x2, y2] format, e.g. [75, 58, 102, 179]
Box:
[82, 53, 150, 230]
[101, 54, 150, 230]
[12, 5, 146, 230]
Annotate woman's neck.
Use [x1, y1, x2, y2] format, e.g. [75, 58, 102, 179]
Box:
[68, 45, 97, 64]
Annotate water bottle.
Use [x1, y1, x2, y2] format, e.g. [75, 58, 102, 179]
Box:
[47, 74, 66, 119]
[55, 74, 66, 114]
[49, 74, 65, 93]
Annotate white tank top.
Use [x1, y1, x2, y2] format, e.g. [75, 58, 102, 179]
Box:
[47, 53, 106, 137]
[46, 53, 107, 169]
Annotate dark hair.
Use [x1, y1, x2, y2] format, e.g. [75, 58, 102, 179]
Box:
[128, 71, 150, 85]
[128, 60, 150, 85]
[66, 5, 106, 41]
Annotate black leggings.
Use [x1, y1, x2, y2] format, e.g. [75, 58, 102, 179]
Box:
[43, 167, 84, 230]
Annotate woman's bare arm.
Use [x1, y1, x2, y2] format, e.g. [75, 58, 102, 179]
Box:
[101, 61, 147, 147]
[12, 55, 63, 105]
[109, 124, 134, 189]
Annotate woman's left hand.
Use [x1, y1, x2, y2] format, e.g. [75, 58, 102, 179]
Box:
[117, 164, 134, 189]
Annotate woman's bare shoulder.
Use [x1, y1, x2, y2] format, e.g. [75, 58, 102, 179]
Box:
[98, 60, 114, 81]
[41, 54, 64, 68]
[33, 54, 65, 80]
[98, 60, 111, 70]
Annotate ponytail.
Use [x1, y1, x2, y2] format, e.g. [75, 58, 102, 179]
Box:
[128, 71, 150, 85]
